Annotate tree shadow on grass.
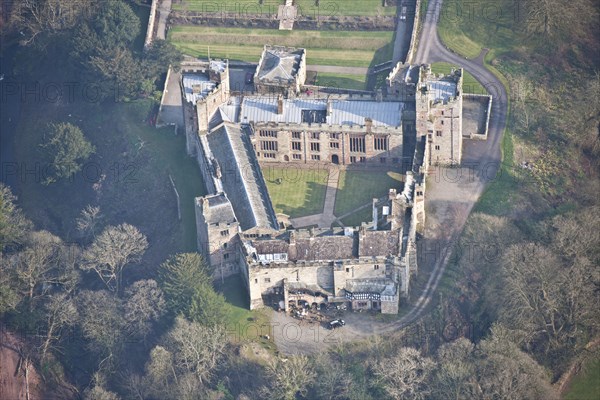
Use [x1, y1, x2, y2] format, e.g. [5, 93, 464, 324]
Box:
[272, 181, 329, 218]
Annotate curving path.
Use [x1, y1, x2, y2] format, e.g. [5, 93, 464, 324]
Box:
[274, 0, 510, 353]
[377, 0, 509, 332]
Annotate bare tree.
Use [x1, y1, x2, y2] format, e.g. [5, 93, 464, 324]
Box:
[81, 224, 148, 294]
[8, 0, 96, 45]
[477, 324, 558, 400]
[123, 279, 165, 341]
[84, 372, 120, 400]
[10, 230, 79, 309]
[40, 292, 78, 361]
[313, 353, 352, 400]
[0, 183, 32, 251]
[164, 317, 227, 387]
[261, 355, 316, 400]
[77, 290, 125, 368]
[77, 205, 103, 240]
[431, 338, 480, 400]
[499, 239, 599, 359]
[373, 347, 434, 400]
[522, 0, 597, 39]
[143, 346, 178, 399]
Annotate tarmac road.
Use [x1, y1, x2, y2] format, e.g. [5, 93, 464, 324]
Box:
[273, 0, 510, 353]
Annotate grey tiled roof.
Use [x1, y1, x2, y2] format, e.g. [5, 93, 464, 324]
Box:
[204, 193, 237, 225]
[250, 233, 356, 262]
[359, 230, 401, 257]
[257, 46, 304, 84]
[207, 123, 279, 231]
[241, 97, 404, 127]
[346, 278, 397, 296]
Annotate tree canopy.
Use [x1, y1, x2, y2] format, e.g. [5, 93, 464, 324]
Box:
[40, 122, 95, 184]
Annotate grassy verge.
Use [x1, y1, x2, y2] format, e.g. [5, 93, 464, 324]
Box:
[315, 72, 367, 90]
[437, 0, 518, 59]
[564, 359, 600, 400]
[175, 0, 396, 16]
[431, 62, 488, 95]
[169, 26, 393, 68]
[262, 166, 329, 217]
[334, 170, 403, 216]
[295, 0, 396, 16]
[217, 275, 272, 343]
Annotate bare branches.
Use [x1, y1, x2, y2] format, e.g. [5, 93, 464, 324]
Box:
[81, 224, 148, 294]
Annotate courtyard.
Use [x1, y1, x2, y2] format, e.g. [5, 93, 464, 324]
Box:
[263, 165, 405, 228]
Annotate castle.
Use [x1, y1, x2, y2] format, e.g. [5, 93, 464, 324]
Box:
[179, 45, 464, 314]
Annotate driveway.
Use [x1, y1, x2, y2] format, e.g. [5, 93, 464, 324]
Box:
[272, 0, 509, 352]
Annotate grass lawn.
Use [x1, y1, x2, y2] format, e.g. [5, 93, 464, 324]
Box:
[315, 72, 367, 90]
[438, 0, 518, 59]
[169, 26, 393, 68]
[334, 170, 403, 217]
[13, 99, 206, 271]
[217, 275, 273, 344]
[340, 207, 372, 228]
[294, 0, 396, 16]
[564, 359, 600, 400]
[174, 0, 396, 16]
[431, 62, 488, 95]
[263, 166, 329, 217]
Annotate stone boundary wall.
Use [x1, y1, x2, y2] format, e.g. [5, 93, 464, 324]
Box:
[170, 12, 395, 31]
[156, 64, 174, 128]
[144, 0, 160, 51]
[404, 0, 421, 63]
[464, 93, 492, 140]
[301, 84, 373, 97]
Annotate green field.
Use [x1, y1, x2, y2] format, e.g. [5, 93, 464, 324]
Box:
[431, 62, 488, 95]
[294, 0, 396, 16]
[564, 359, 600, 400]
[314, 72, 367, 90]
[335, 170, 403, 217]
[169, 26, 393, 67]
[438, 0, 518, 59]
[262, 166, 329, 217]
[173, 0, 396, 16]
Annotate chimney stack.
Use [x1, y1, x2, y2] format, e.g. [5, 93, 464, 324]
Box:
[372, 198, 378, 230]
[365, 117, 373, 134]
[327, 98, 333, 116]
[277, 94, 284, 114]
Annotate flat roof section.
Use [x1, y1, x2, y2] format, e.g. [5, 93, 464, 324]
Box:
[182, 74, 217, 104]
[427, 80, 457, 103]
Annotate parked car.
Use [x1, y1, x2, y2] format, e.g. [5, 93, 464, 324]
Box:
[328, 319, 346, 329]
[400, 6, 407, 20]
[245, 72, 254, 84]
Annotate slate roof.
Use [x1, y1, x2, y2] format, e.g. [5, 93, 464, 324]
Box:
[257, 46, 304, 85]
[249, 232, 357, 262]
[358, 229, 401, 257]
[346, 278, 397, 296]
[206, 123, 279, 231]
[202, 193, 237, 225]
